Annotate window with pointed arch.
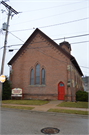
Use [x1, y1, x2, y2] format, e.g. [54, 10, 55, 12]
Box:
[35, 64, 40, 85]
[30, 69, 34, 85]
[41, 68, 45, 85]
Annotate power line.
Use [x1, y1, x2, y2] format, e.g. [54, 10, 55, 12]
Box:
[8, 32, 89, 45]
[6, 39, 89, 50]
[8, 44, 89, 75]
[10, 17, 89, 32]
[54, 34, 89, 41]
[22, 0, 86, 13]
[11, 28, 33, 32]
[12, 33, 89, 42]
[0, 34, 89, 50]
[7, 42, 89, 77]
[1, 1, 88, 76]
[11, 6, 89, 26]
[2, 32, 88, 73]
[0, 40, 89, 50]
[71, 40, 89, 44]
[7, 44, 22, 47]
[39, 17, 89, 29]
[9, 32, 24, 42]
[1, 1, 88, 25]
[6, 44, 89, 76]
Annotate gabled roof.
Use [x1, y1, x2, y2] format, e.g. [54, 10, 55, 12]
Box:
[8, 28, 83, 76]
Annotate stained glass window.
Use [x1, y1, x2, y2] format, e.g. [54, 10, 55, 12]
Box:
[35, 64, 40, 85]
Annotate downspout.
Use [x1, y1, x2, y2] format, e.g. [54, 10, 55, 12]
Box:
[70, 61, 73, 102]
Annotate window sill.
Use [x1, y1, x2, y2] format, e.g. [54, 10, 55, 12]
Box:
[29, 85, 46, 87]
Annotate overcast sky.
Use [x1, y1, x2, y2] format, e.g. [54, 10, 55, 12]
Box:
[0, 0, 89, 77]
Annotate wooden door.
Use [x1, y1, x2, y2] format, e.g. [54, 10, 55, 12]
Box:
[58, 82, 65, 100]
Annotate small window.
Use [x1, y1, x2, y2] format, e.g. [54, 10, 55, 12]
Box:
[30, 69, 34, 85]
[41, 68, 45, 85]
[35, 64, 40, 85]
[59, 83, 63, 87]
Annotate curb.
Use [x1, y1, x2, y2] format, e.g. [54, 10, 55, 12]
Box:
[1, 107, 88, 117]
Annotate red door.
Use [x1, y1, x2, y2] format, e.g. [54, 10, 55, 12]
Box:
[58, 82, 65, 100]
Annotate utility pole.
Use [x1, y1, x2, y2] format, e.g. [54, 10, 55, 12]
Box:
[1, 7, 10, 75]
[0, 1, 19, 75]
[0, 1, 19, 104]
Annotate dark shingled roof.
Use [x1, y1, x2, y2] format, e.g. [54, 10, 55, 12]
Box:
[8, 28, 83, 76]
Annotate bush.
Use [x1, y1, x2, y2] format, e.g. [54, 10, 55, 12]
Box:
[76, 90, 88, 102]
[2, 77, 11, 100]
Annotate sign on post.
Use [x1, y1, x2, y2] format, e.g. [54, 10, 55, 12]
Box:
[11, 88, 23, 100]
[0, 75, 6, 83]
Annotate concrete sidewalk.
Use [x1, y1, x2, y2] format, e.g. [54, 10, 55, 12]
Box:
[2, 100, 89, 112]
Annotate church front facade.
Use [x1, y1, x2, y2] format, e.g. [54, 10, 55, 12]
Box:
[8, 28, 83, 101]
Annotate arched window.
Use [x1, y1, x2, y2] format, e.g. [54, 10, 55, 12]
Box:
[35, 64, 40, 85]
[30, 69, 34, 85]
[41, 68, 45, 85]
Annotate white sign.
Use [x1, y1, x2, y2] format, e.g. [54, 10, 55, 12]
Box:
[0, 75, 6, 83]
[12, 88, 22, 95]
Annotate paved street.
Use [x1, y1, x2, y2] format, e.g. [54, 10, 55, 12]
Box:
[0, 108, 89, 135]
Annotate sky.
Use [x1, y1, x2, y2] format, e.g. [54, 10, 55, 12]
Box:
[0, 0, 89, 77]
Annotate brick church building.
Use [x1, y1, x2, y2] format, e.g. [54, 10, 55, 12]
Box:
[8, 28, 83, 101]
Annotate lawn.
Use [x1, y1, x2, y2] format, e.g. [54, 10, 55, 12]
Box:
[2, 105, 34, 110]
[57, 101, 88, 108]
[47, 109, 88, 115]
[2, 100, 49, 105]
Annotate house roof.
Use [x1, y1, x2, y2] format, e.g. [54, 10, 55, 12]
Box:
[8, 28, 83, 76]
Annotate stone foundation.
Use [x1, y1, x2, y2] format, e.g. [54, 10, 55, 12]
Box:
[65, 95, 76, 102]
[23, 94, 58, 100]
[23, 93, 76, 102]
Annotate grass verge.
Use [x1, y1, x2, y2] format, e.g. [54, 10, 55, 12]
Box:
[57, 101, 88, 108]
[1, 105, 34, 110]
[47, 109, 88, 115]
[2, 100, 49, 105]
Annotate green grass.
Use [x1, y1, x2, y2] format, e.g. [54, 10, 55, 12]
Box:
[47, 109, 88, 115]
[57, 101, 88, 108]
[2, 100, 49, 105]
[1, 105, 34, 110]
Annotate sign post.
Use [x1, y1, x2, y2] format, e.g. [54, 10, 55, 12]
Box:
[11, 88, 23, 100]
[0, 75, 6, 105]
[0, 75, 6, 83]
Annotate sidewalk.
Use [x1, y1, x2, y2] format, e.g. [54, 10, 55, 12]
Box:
[2, 100, 89, 112]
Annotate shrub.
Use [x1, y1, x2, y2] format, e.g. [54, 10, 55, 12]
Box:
[76, 90, 88, 102]
[2, 77, 11, 100]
